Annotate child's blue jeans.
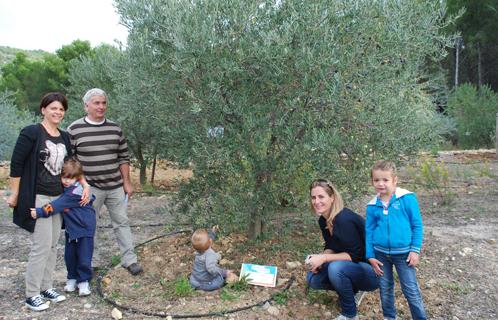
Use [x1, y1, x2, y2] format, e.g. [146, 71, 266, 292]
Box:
[65, 234, 94, 283]
[307, 260, 379, 318]
[376, 251, 426, 320]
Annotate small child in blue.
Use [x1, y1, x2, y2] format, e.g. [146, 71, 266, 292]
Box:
[189, 229, 235, 291]
[365, 160, 426, 320]
[31, 158, 96, 297]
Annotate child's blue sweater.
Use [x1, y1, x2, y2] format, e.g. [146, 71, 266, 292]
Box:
[365, 187, 423, 259]
[36, 182, 96, 241]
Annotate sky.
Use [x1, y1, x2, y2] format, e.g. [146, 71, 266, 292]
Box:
[0, 0, 128, 53]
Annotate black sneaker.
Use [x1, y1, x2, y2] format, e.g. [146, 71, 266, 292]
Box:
[125, 262, 143, 275]
[41, 288, 66, 302]
[25, 295, 48, 311]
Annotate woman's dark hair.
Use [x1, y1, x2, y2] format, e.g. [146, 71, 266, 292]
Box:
[39, 92, 68, 112]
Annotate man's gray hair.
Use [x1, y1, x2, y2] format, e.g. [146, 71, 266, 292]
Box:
[82, 88, 107, 104]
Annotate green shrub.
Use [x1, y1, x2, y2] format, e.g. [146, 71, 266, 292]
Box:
[0, 92, 33, 160]
[406, 157, 454, 205]
[447, 84, 498, 149]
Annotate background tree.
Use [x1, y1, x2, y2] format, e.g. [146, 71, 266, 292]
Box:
[112, 32, 184, 185]
[447, 83, 498, 148]
[56, 40, 94, 63]
[0, 40, 94, 113]
[0, 92, 33, 160]
[64, 44, 122, 124]
[445, 0, 498, 90]
[116, 0, 453, 238]
[66, 40, 186, 184]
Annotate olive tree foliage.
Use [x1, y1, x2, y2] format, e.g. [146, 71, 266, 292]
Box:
[0, 92, 33, 160]
[64, 44, 122, 126]
[66, 40, 183, 184]
[115, 0, 453, 238]
[110, 31, 187, 185]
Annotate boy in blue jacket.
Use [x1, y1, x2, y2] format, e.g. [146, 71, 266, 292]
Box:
[366, 160, 426, 320]
[31, 159, 96, 297]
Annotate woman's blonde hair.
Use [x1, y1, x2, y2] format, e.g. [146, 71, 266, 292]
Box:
[309, 179, 344, 235]
[191, 229, 211, 253]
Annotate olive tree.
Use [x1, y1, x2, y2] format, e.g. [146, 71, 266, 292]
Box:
[0, 92, 33, 160]
[115, 0, 452, 238]
[66, 39, 185, 184]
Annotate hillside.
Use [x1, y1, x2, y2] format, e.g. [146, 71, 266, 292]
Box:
[0, 46, 46, 66]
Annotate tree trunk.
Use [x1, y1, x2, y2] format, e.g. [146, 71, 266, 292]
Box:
[136, 143, 147, 185]
[150, 151, 157, 184]
[140, 161, 147, 186]
[477, 43, 483, 90]
[454, 38, 460, 88]
[248, 215, 263, 240]
[248, 171, 268, 239]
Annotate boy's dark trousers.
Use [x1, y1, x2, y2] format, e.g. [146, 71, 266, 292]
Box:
[64, 234, 94, 283]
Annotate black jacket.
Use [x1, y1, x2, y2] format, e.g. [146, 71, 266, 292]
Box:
[10, 124, 72, 233]
[319, 208, 366, 263]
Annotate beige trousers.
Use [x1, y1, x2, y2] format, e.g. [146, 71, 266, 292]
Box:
[25, 194, 62, 298]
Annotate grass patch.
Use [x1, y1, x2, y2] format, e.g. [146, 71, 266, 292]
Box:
[162, 275, 195, 299]
[110, 255, 121, 267]
[306, 289, 335, 305]
[272, 291, 289, 305]
[220, 287, 240, 301]
[442, 281, 472, 295]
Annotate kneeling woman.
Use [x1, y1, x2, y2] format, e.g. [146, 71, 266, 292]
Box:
[306, 179, 379, 320]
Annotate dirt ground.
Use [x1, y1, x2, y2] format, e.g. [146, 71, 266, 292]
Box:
[0, 151, 497, 320]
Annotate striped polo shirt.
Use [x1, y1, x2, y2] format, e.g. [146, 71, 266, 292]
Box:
[67, 117, 130, 190]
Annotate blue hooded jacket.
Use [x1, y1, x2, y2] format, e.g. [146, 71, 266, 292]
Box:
[365, 187, 423, 259]
[36, 182, 96, 241]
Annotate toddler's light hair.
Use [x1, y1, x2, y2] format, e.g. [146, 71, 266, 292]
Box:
[371, 160, 397, 178]
[191, 229, 211, 253]
[62, 158, 84, 180]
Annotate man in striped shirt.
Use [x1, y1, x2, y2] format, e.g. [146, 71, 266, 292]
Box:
[67, 88, 143, 275]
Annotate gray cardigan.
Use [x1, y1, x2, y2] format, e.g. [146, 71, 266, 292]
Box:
[190, 248, 227, 284]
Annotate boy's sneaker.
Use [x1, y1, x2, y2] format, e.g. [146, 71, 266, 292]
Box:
[41, 288, 66, 302]
[25, 294, 49, 311]
[78, 281, 91, 296]
[64, 279, 77, 292]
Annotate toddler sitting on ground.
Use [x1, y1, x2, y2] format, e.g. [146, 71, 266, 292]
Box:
[189, 229, 235, 291]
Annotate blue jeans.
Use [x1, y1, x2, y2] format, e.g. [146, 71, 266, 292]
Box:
[307, 261, 379, 318]
[376, 251, 426, 320]
[65, 235, 94, 283]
